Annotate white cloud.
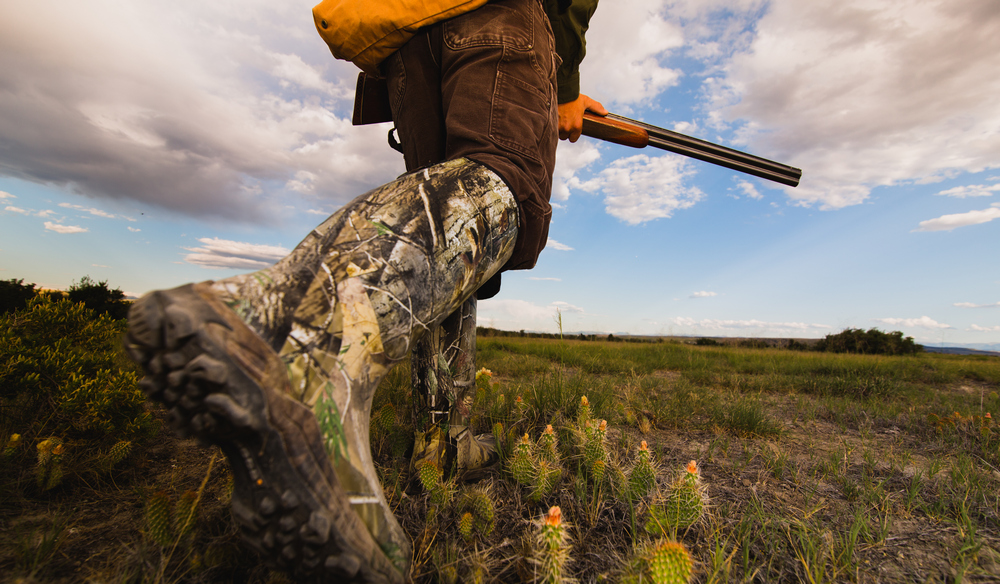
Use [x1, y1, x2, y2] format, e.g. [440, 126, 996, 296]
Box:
[479, 299, 564, 325]
[915, 205, 1000, 232]
[546, 239, 574, 252]
[128, 226, 141, 232]
[59, 202, 117, 218]
[44, 221, 88, 234]
[551, 301, 584, 314]
[690, 291, 717, 298]
[0, 0, 402, 224]
[703, 0, 1000, 209]
[552, 141, 602, 202]
[873, 316, 951, 329]
[0, 191, 14, 199]
[735, 180, 762, 200]
[955, 301, 1000, 309]
[91, 263, 110, 268]
[936, 183, 1000, 198]
[183, 237, 290, 270]
[670, 316, 830, 335]
[587, 154, 704, 224]
[580, 0, 685, 106]
[970, 324, 1000, 332]
[5, 206, 28, 214]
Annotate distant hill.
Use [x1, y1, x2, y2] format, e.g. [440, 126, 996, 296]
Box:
[923, 346, 1000, 357]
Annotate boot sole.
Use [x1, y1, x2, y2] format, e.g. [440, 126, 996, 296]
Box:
[125, 283, 403, 583]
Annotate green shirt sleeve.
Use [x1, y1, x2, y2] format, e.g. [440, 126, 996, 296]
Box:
[544, 0, 598, 104]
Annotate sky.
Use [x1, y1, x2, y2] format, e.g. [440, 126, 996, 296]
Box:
[1, 0, 998, 349]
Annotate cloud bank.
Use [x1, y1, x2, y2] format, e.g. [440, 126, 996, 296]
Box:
[0, 0, 403, 224]
[183, 237, 291, 270]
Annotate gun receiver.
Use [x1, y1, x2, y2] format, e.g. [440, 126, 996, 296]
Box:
[582, 112, 802, 188]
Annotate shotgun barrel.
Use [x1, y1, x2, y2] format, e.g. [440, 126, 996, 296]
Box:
[581, 112, 802, 188]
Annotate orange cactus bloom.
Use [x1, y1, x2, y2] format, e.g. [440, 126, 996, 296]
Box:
[687, 460, 699, 474]
[545, 506, 562, 527]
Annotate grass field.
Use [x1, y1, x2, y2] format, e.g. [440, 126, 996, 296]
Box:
[3, 335, 999, 583]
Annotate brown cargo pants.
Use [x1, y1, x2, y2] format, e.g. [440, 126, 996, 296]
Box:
[382, 0, 559, 476]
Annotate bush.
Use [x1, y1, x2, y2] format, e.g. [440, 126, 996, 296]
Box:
[1, 278, 38, 314]
[0, 296, 155, 487]
[814, 328, 922, 356]
[68, 276, 131, 320]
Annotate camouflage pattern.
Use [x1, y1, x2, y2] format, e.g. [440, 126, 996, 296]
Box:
[408, 296, 476, 475]
[209, 158, 518, 567]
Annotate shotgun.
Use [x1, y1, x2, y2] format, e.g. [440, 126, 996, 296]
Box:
[582, 112, 802, 187]
[350, 73, 802, 187]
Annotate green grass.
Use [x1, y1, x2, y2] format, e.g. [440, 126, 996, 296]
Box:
[4, 333, 999, 583]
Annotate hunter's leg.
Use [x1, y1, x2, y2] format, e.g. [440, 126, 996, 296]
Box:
[126, 158, 517, 582]
[386, 0, 559, 481]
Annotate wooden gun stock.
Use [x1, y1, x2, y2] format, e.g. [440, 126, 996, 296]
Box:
[582, 112, 802, 188]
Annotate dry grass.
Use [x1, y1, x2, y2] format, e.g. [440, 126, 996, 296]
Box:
[2, 336, 999, 583]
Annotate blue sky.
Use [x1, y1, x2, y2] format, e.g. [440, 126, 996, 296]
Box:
[1, 0, 998, 348]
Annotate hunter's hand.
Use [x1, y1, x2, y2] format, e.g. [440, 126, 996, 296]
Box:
[558, 94, 608, 143]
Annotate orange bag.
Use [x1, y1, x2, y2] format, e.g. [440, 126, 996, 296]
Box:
[313, 0, 490, 75]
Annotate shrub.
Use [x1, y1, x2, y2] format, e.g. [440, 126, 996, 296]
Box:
[0, 296, 155, 487]
[68, 276, 131, 320]
[814, 328, 922, 356]
[1, 278, 38, 314]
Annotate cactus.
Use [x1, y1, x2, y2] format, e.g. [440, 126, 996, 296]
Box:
[419, 460, 454, 522]
[530, 459, 562, 503]
[35, 437, 65, 491]
[647, 540, 693, 584]
[535, 506, 572, 584]
[493, 422, 506, 461]
[511, 434, 535, 486]
[373, 401, 396, 438]
[652, 461, 706, 533]
[419, 460, 442, 492]
[3, 433, 20, 459]
[628, 440, 657, 499]
[173, 490, 198, 541]
[146, 491, 173, 547]
[100, 440, 132, 473]
[583, 420, 608, 482]
[591, 458, 607, 485]
[536, 425, 560, 465]
[577, 396, 591, 429]
[459, 512, 475, 542]
[458, 486, 496, 538]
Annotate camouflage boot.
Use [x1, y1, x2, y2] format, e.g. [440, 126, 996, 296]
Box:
[125, 158, 517, 583]
[409, 297, 498, 483]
